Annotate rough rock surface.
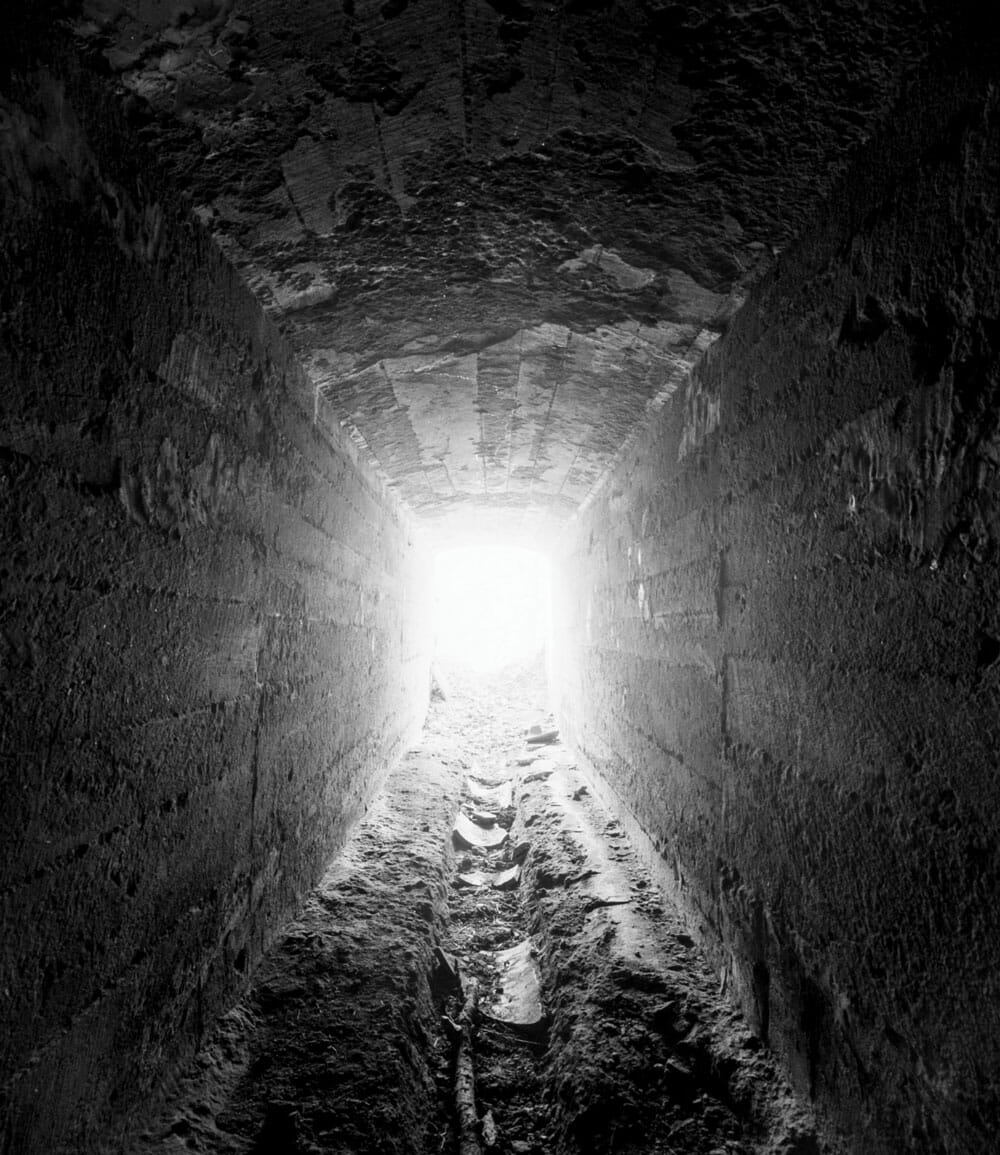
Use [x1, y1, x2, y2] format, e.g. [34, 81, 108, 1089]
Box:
[124, 660, 822, 1154]
[550, 50, 1000, 1154]
[0, 39, 430, 1154]
[69, 0, 970, 545]
[123, 744, 463, 1154]
[4, 5, 1000, 1153]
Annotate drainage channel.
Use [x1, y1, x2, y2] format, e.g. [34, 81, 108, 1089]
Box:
[124, 663, 822, 1155]
[437, 745, 554, 1155]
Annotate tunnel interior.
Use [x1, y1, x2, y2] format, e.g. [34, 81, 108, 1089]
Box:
[3, 2, 1000, 1152]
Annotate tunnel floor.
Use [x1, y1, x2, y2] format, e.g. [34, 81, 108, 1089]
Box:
[128, 660, 821, 1155]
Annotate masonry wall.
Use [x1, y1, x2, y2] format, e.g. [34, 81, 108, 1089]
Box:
[550, 55, 1000, 1153]
[0, 43, 431, 1153]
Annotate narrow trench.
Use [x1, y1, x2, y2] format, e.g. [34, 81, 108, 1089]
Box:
[129, 660, 819, 1155]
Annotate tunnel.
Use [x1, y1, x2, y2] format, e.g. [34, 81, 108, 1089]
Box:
[2, 1, 999, 1151]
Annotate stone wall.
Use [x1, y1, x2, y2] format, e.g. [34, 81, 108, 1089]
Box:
[550, 54, 1000, 1152]
[0, 40, 431, 1153]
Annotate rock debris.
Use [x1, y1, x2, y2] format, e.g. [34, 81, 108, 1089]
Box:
[128, 659, 820, 1155]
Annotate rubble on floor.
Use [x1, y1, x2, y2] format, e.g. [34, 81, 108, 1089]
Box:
[123, 658, 825, 1155]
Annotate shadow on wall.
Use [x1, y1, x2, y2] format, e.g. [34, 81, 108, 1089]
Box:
[548, 47, 1000, 1155]
[0, 34, 432, 1155]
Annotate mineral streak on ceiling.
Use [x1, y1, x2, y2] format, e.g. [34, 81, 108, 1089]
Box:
[74, 0, 955, 546]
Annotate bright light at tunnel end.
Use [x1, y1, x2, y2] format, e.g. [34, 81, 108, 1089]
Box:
[432, 546, 550, 673]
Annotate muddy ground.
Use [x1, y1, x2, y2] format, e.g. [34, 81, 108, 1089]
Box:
[123, 658, 823, 1155]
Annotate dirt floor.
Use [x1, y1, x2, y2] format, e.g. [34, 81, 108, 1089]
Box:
[124, 658, 824, 1155]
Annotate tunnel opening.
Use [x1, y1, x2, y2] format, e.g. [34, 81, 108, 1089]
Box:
[431, 545, 551, 678]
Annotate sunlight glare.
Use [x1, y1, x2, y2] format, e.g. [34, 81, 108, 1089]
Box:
[432, 546, 549, 672]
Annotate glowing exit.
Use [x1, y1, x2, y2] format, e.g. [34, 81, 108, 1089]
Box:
[432, 546, 549, 672]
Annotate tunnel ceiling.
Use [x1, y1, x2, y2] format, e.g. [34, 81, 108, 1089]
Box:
[74, 0, 950, 547]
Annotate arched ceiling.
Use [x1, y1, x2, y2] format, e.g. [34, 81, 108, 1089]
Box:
[74, 0, 953, 548]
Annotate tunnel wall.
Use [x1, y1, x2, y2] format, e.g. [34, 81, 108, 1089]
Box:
[550, 59, 1000, 1152]
[0, 45, 431, 1154]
